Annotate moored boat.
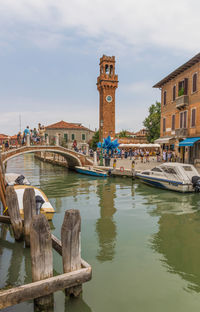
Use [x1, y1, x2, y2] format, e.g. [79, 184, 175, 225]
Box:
[75, 166, 108, 177]
[5, 173, 55, 220]
[136, 163, 200, 193]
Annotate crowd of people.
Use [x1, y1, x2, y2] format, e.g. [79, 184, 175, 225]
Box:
[17, 124, 46, 146]
[93, 148, 176, 164]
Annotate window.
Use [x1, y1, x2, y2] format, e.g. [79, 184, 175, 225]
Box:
[71, 134, 75, 140]
[192, 73, 197, 93]
[64, 133, 68, 142]
[82, 133, 86, 141]
[151, 167, 163, 172]
[178, 78, 188, 96]
[172, 85, 176, 101]
[191, 108, 196, 127]
[180, 111, 187, 128]
[172, 115, 175, 131]
[163, 118, 166, 132]
[163, 91, 167, 105]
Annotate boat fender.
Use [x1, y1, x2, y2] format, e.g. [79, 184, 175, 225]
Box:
[192, 176, 200, 192]
[120, 166, 124, 173]
[15, 175, 25, 185]
[35, 195, 45, 215]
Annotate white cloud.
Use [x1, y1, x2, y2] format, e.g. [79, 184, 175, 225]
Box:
[0, 0, 199, 52]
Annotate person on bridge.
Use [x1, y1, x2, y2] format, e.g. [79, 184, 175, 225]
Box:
[23, 126, 30, 144]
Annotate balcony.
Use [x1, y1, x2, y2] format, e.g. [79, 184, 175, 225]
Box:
[175, 95, 189, 109]
[175, 128, 188, 137]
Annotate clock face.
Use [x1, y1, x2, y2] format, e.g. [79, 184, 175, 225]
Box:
[106, 95, 112, 103]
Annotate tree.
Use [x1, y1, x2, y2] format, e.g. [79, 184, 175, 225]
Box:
[89, 130, 99, 150]
[118, 130, 128, 138]
[143, 101, 161, 143]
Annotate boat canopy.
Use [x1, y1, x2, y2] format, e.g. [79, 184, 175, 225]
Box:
[179, 137, 200, 147]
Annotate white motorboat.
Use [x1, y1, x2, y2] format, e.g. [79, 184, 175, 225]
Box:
[4, 173, 55, 220]
[136, 163, 200, 193]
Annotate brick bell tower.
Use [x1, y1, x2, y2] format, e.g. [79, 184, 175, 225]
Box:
[97, 55, 118, 141]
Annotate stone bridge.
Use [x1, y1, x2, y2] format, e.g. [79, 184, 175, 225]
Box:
[1, 145, 93, 169]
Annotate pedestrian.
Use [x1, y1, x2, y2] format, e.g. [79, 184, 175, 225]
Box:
[23, 126, 30, 144]
[17, 131, 22, 147]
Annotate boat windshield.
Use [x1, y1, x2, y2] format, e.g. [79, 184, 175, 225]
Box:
[151, 167, 163, 172]
[182, 166, 193, 172]
[161, 167, 177, 175]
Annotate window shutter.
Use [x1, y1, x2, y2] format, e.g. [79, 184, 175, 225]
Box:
[180, 112, 183, 129]
[184, 78, 188, 95]
[183, 111, 187, 128]
[163, 118, 166, 132]
[193, 74, 197, 93]
[192, 109, 196, 127]
[173, 86, 176, 101]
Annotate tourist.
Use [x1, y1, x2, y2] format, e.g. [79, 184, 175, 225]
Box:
[17, 132, 22, 147]
[23, 126, 30, 144]
[5, 140, 9, 151]
[146, 150, 150, 162]
[39, 125, 45, 144]
[168, 150, 172, 162]
[140, 150, 144, 163]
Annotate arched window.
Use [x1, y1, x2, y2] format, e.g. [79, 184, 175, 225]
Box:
[163, 91, 167, 105]
[105, 64, 109, 74]
[192, 73, 197, 93]
[110, 65, 113, 75]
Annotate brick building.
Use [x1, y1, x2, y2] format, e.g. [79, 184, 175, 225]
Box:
[45, 120, 94, 148]
[154, 53, 200, 163]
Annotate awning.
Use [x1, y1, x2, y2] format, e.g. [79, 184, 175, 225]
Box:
[154, 137, 171, 144]
[179, 137, 200, 147]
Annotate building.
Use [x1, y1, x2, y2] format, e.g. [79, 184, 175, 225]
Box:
[116, 128, 148, 144]
[154, 53, 200, 163]
[97, 55, 118, 141]
[45, 120, 94, 148]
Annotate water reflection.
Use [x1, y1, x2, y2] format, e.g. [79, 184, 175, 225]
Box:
[136, 182, 200, 292]
[96, 181, 117, 262]
[64, 297, 92, 312]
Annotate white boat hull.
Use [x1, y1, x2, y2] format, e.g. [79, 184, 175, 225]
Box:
[137, 174, 194, 193]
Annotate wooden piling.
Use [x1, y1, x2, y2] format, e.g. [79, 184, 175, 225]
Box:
[30, 214, 54, 309]
[6, 186, 23, 240]
[23, 188, 36, 247]
[61, 209, 82, 297]
[0, 267, 92, 309]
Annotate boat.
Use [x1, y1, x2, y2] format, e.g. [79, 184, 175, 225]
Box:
[75, 166, 108, 177]
[5, 173, 55, 220]
[136, 162, 200, 193]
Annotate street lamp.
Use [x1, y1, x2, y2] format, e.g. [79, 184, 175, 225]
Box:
[100, 120, 104, 166]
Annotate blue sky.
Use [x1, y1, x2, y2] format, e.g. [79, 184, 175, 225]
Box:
[0, 0, 199, 135]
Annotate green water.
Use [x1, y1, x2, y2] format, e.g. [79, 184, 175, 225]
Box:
[2, 154, 200, 311]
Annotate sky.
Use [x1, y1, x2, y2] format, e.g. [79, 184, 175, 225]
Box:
[0, 0, 200, 135]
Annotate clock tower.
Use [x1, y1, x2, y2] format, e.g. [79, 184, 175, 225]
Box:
[97, 55, 118, 141]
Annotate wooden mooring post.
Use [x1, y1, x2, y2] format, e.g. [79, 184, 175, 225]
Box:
[61, 209, 82, 297]
[30, 214, 54, 310]
[0, 207, 92, 310]
[23, 188, 36, 247]
[6, 186, 23, 241]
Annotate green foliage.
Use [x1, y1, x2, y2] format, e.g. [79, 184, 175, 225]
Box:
[143, 101, 161, 143]
[178, 87, 184, 96]
[118, 130, 128, 138]
[90, 130, 99, 150]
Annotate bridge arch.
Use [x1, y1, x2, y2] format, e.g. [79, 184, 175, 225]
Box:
[1, 146, 93, 169]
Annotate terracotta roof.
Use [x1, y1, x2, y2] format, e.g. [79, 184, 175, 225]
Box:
[46, 120, 94, 132]
[153, 52, 200, 88]
[0, 134, 9, 139]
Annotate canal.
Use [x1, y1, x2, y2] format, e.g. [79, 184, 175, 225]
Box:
[1, 154, 200, 311]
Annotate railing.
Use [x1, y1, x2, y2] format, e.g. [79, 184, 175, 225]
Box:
[175, 128, 188, 137]
[175, 95, 189, 109]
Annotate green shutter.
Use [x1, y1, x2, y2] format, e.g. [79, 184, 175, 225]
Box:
[64, 134, 68, 142]
[82, 134, 86, 141]
[72, 134, 75, 140]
